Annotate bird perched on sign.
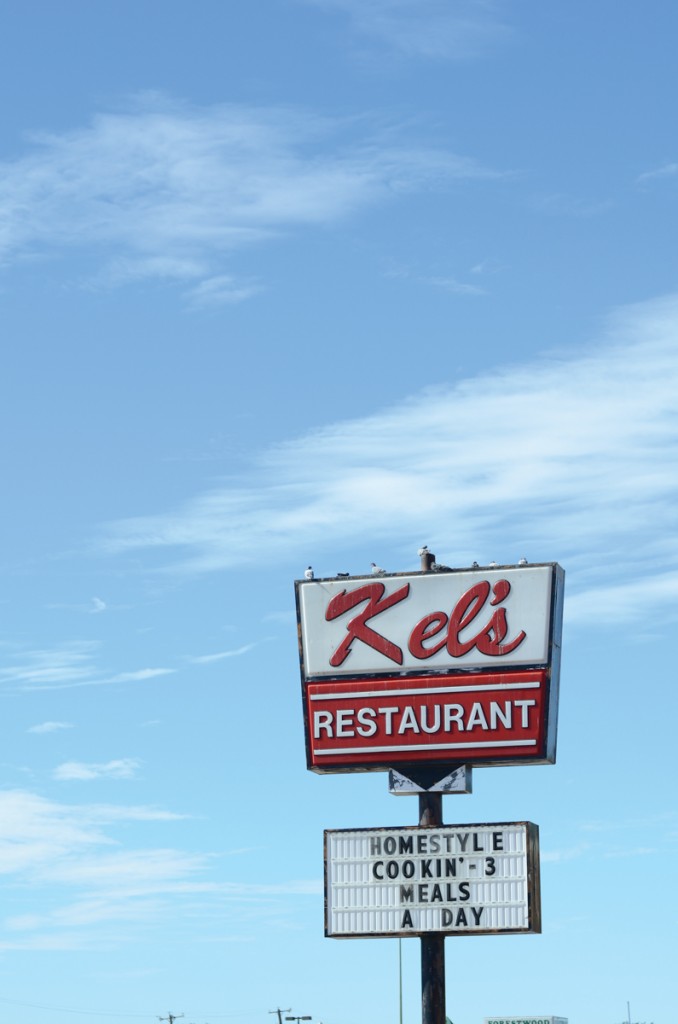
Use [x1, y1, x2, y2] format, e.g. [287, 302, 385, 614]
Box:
[336, 572, 350, 578]
[370, 562, 385, 575]
[417, 545, 429, 558]
[304, 566, 314, 580]
[518, 556, 528, 565]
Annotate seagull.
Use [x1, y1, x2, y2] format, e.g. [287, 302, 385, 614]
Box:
[417, 545, 429, 558]
[471, 561, 480, 568]
[518, 556, 528, 565]
[304, 566, 314, 580]
[370, 562, 385, 575]
[488, 561, 498, 568]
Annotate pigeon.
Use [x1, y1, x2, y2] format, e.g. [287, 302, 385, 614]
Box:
[370, 562, 385, 575]
[304, 566, 314, 580]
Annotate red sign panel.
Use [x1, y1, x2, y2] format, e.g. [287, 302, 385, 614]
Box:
[307, 671, 547, 770]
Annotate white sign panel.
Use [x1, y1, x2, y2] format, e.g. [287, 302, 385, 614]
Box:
[325, 821, 540, 938]
[298, 564, 562, 679]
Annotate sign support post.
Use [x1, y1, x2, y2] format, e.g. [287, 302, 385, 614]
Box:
[419, 790, 445, 1024]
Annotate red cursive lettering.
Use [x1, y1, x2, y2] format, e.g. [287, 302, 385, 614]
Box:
[326, 582, 410, 667]
[446, 582, 491, 657]
[408, 579, 526, 660]
[408, 611, 448, 659]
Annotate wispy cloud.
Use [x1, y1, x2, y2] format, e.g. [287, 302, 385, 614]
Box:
[188, 643, 258, 665]
[0, 641, 98, 690]
[0, 790, 317, 949]
[302, 0, 513, 60]
[578, 812, 676, 834]
[541, 843, 591, 864]
[0, 791, 206, 943]
[184, 273, 263, 309]
[427, 274, 485, 296]
[385, 263, 487, 295]
[28, 721, 74, 735]
[543, 814, 676, 864]
[531, 191, 614, 218]
[101, 293, 678, 625]
[637, 161, 678, 185]
[53, 759, 141, 782]
[0, 95, 499, 303]
[0, 641, 175, 692]
[45, 596, 112, 615]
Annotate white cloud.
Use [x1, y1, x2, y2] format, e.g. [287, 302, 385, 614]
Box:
[0, 641, 98, 689]
[101, 293, 678, 625]
[637, 161, 678, 185]
[302, 0, 512, 60]
[188, 643, 258, 665]
[106, 668, 174, 685]
[0, 790, 317, 949]
[0, 641, 175, 692]
[427, 274, 485, 296]
[0, 95, 498, 301]
[0, 792, 173, 877]
[385, 264, 488, 295]
[53, 759, 141, 782]
[184, 273, 262, 308]
[0, 791, 205, 942]
[27, 721, 74, 735]
[541, 844, 591, 864]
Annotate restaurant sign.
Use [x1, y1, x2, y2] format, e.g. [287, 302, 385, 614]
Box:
[296, 563, 564, 773]
[325, 821, 540, 938]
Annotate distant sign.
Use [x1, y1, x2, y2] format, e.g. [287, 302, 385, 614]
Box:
[324, 821, 540, 938]
[296, 564, 564, 773]
[484, 1019, 567, 1024]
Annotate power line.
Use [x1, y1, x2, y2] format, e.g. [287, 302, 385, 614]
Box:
[0, 994, 267, 1021]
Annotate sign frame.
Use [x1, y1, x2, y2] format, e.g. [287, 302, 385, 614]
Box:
[324, 820, 541, 939]
[296, 563, 564, 774]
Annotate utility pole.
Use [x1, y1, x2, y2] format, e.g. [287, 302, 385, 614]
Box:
[269, 1010, 291, 1024]
[159, 1013, 184, 1024]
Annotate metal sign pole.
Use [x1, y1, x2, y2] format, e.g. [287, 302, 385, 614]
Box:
[419, 790, 445, 1024]
[418, 547, 446, 1024]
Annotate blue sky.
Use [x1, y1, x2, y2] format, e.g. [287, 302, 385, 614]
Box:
[0, 2, 676, 1023]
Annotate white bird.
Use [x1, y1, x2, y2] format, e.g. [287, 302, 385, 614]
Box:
[417, 545, 429, 558]
[488, 561, 498, 568]
[304, 566, 314, 580]
[370, 562, 385, 575]
[518, 556, 528, 566]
